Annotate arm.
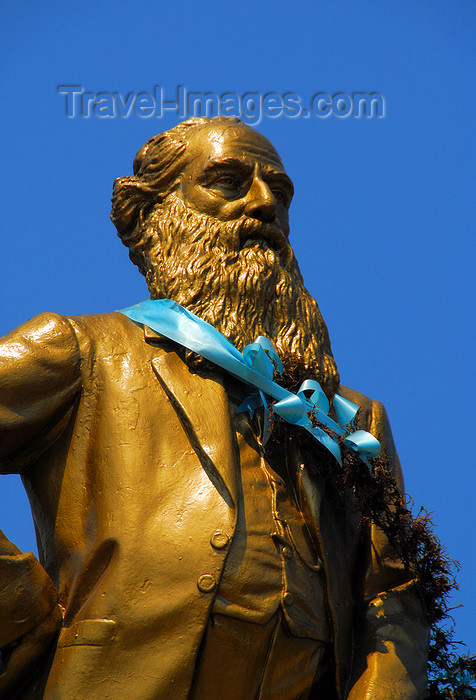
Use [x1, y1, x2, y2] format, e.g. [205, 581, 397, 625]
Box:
[348, 399, 429, 700]
[0, 313, 82, 693]
[0, 530, 63, 697]
[0, 312, 81, 472]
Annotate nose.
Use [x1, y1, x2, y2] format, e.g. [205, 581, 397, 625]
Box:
[244, 176, 277, 223]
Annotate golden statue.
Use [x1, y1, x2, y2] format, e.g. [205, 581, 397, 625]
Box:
[0, 118, 429, 699]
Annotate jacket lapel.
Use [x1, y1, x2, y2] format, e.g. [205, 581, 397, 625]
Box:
[147, 328, 238, 509]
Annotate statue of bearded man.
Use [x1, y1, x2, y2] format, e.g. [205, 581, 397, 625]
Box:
[0, 117, 429, 699]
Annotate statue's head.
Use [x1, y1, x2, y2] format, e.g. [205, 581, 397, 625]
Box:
[111, 117, 339, 395]
[112, 117, 294, 266]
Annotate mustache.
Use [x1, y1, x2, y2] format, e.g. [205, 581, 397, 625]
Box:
[237, 217, 291, 264]
[151, 196, 292, 268]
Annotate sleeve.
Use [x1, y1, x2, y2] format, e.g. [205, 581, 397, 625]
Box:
[348, 400, 430, 700]
[0, 312, 82, 474]
[0, 530, 59, 648]
[0, 529, 64, 697]
[0, 312, 81, 693]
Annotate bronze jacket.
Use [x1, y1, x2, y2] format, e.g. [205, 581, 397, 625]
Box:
[0, 312, 429, 699]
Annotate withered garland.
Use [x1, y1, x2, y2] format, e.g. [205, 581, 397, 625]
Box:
[335, 450, 475, 699]
[273, 359, 476, 700]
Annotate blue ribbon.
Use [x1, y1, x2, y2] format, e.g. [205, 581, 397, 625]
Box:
[119, 299, 380, 467]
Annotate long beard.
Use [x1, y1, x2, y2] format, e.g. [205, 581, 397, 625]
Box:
[136, 196, 339, 397]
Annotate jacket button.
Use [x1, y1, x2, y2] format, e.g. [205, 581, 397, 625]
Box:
[13, 606, 28, 623]
[210, 531, 230, 550]
[282, 546, 293, 559]
[283, 591, 294, 606]
[197, 574, 216, 593]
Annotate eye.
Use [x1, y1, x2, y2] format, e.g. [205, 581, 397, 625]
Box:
[215, 174, 240, 189]
[272, 188, 288, 206]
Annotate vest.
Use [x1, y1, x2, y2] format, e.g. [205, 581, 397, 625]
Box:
[213, 392, 331, 643]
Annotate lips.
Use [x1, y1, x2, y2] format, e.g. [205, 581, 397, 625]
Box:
[241, 236, 274, 251]
[239, 221, 290, 261]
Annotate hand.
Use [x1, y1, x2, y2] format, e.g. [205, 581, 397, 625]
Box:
[0, 602, 63, 697]
[348, 651, 421, 700]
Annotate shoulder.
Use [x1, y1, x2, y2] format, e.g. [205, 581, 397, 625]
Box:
[338, 384, 373, 423]
[65, 310, 142, 343]
[338, 385, 391, 437]
[1, 311, 76, 345]
[0, 312, 80, 370]
[0, 311, 142, 366]
[338, 384, 403, 489]
[7, 310, 141, 342]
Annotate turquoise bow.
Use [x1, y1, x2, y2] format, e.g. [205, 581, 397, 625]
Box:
[120, 299, 380, 468]
[236, 337, 379, 465]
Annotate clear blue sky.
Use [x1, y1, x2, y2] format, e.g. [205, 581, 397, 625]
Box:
[1, 1, 474, 656]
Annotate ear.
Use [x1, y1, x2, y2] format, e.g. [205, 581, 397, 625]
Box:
[111, 175, 161, 240]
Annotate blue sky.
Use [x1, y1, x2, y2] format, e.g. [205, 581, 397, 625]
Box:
[1, 1, 474, 655]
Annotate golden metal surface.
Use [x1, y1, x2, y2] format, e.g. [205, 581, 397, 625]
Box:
[0, 118, 428, 699]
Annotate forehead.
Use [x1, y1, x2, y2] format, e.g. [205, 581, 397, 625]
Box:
[183, 123, 288, 174]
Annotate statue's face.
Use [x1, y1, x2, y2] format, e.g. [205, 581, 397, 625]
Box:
[179, 123, 294, 240]
[131, 121, 338, 395]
